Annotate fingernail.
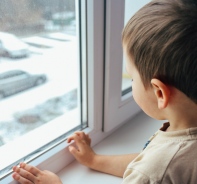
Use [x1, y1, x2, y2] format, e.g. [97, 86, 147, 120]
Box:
[12, 173, 20, 180]
[20, 162, 25, 168]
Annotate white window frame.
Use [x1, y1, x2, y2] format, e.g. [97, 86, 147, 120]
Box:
[1, 1, 143, 183]
[103, 0, 141, 132]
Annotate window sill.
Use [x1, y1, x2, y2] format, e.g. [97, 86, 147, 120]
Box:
[57, 112, 164, 183]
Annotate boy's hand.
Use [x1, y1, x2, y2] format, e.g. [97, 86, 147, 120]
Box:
[12, 163, 62, 184]
[67, 131, 96, 168]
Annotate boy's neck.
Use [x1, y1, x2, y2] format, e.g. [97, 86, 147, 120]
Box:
[166, 121, 197, 132]
[163, 90, 197, 132]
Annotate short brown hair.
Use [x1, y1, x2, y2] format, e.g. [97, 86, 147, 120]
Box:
[122, 0, 197, 103]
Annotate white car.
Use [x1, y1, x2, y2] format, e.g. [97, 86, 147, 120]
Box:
[0, 32, 30, 58]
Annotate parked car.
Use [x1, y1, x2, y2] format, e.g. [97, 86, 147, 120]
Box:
[0, 32, 30, 58]
[0, 70, 47, 99]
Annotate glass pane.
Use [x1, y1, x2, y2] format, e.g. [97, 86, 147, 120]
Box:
[0, 0, 86, 174]
[122, 0, 151, 95]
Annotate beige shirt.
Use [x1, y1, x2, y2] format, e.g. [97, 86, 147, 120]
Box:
[123, 123, 197, 184]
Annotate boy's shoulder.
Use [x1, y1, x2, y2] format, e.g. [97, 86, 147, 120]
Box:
[123, 127, 197, 183]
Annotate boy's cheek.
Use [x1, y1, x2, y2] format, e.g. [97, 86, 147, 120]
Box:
[131, 90, 138, 104]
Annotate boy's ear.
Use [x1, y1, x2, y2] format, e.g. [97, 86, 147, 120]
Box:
[151, 79, 170, 109]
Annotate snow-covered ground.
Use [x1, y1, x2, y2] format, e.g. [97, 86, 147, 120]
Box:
[0, 32, 80, 146]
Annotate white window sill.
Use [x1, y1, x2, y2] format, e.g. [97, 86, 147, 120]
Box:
[57, 112, 164, 183]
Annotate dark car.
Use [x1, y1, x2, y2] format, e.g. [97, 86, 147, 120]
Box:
[0, 70, 47, 99]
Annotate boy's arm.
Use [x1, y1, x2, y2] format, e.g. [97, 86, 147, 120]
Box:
[88, 154, 139, 177]
[67, 131, 139, 177]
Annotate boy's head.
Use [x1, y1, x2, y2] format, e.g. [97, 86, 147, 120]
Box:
[122, 0, 197, 104]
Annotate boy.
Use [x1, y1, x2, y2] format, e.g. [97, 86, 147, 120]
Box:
[12, 0, 197, 183]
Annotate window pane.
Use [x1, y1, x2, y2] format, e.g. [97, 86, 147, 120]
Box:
[122, 0, 151, 95]
[0, 0, 87, 176]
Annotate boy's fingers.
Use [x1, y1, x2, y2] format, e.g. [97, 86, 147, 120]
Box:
[67, 132, 81, 143]
[67, 132, 91, 151]
[68, 145, 80, 158]
[72, 134, 88, 148]
[75, 131, 88, 139]
[20, 163, 40, 176]
[12, 172, 33, 184]
[67, 136, 74, 143]
[12, 167, 34, 184]
[68, 135, 88, 152]
[67, 131, 87, 142]
[73, 131, 83, 135]
[67, 133, 82, 144]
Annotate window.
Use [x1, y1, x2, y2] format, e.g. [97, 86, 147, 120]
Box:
[1, 1, 149, 183]
[0, 0, 87, 181]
